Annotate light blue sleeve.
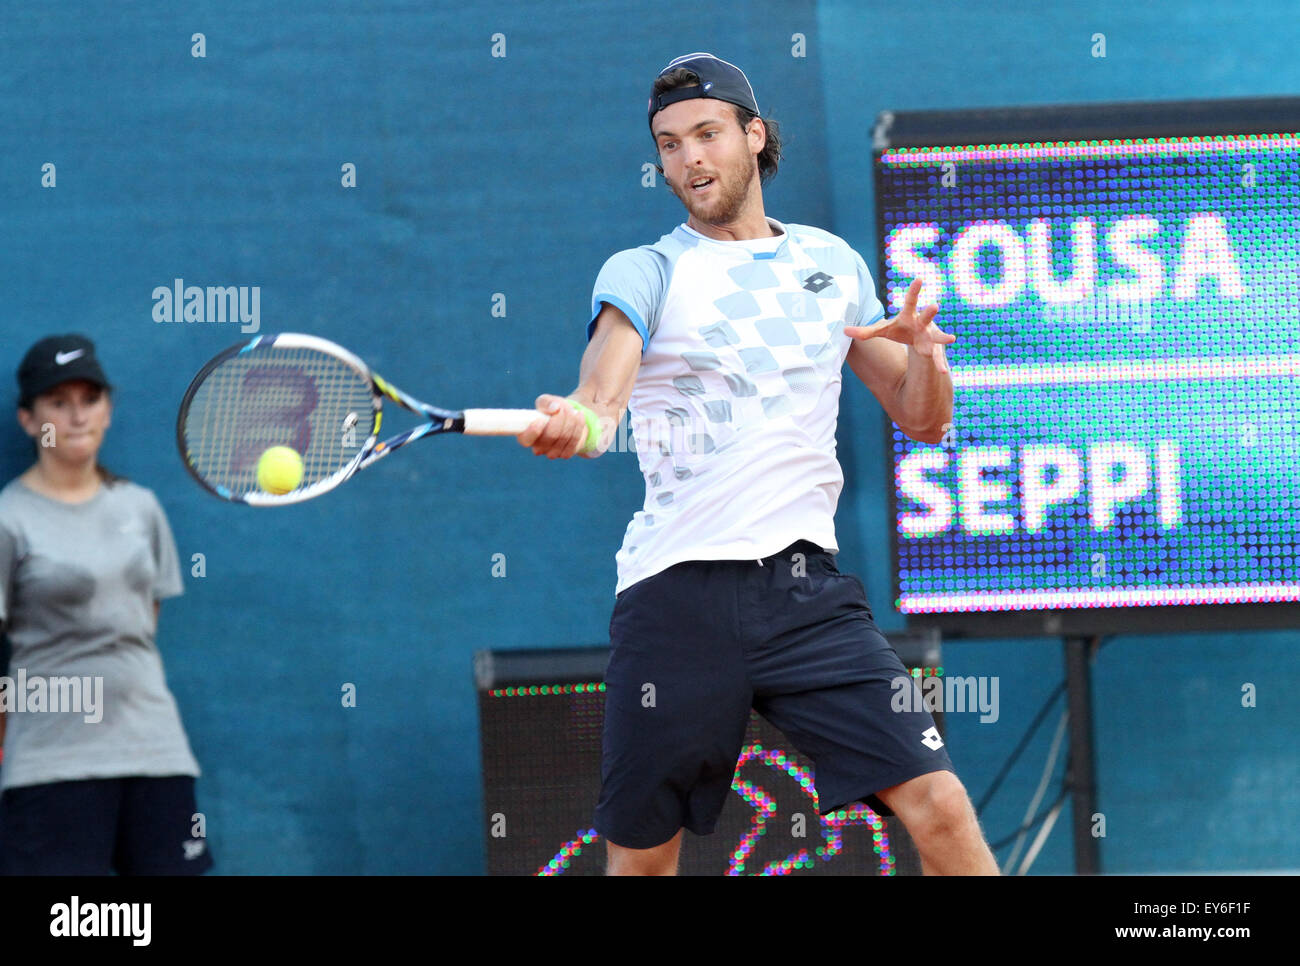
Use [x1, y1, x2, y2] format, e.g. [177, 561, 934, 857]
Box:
[588, 247, 670, 354]
[854, 249, 886, 327]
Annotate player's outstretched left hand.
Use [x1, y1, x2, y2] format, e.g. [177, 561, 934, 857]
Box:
[844, 278, 955, 374]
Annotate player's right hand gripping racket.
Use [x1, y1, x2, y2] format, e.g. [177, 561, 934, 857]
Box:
[177, 333, 558, 505]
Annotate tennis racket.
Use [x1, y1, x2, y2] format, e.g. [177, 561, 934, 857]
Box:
[176, 333, 556, 505]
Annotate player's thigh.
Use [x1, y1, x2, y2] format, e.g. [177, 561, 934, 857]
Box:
[602, 562, 751, 748]
[596, 692, 750, 850]
[596, 563, 752, 848]
[751, 589, 953, 817]
[0, 778, 123, 875]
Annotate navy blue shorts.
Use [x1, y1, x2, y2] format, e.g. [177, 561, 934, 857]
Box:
[594, 540, 955, 850]
[0, 776, 213, 875]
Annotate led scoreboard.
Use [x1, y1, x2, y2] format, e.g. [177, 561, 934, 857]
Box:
[873, 97, 1300, 635]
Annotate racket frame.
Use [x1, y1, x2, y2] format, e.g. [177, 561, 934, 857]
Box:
[177, 333, 476, 506]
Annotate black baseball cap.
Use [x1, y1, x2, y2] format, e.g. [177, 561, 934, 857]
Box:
[17, 334, 112, 407]
[647, 52, 760, 130]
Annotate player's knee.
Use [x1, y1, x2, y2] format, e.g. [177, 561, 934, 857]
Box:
[605, 834, 681, 876]
[606, 851, 678, 875]
[607, 855, 676, 876]
[887, 771, 975, 839]
[926, 775, 978, 835]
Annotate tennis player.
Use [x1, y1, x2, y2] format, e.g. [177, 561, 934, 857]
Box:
[519, 53, 997, 876]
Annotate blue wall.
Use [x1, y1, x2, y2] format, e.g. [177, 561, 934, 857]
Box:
[1, 0, 1295, 873]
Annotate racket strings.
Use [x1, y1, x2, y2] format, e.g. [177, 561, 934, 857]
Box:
[183, 346, 374, 496]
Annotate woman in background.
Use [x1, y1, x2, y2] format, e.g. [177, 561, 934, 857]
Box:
[0, 334, 211, 874]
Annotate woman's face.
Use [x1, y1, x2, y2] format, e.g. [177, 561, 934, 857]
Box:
[17, 380, 112, 464]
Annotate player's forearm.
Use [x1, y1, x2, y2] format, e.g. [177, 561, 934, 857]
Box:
[567, 324, 640, 453]
[894, 344, 953, 444]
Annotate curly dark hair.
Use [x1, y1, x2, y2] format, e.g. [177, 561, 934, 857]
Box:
[650, 67, 782, 183]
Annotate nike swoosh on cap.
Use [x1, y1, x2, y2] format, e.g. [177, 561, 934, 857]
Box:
[55, 349, 85, 365]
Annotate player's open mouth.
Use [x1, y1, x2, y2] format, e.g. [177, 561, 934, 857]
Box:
[691, 178, 714, 192]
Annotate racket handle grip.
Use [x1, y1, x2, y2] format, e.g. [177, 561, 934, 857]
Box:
[462, 408, 547, 436]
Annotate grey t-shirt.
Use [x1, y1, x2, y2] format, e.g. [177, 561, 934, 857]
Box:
[0, 477, 200, 790]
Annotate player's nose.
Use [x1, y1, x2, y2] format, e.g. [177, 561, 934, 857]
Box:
[677, 141, 705, 167]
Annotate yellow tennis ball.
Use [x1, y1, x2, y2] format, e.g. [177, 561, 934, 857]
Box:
[256, 445, 304, 494]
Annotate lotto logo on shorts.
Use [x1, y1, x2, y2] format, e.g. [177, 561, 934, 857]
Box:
[921, 727, 945, 750]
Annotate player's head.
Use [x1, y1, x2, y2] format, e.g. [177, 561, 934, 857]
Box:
[647, 53, 782, 223]
[16, 334, 114, 466]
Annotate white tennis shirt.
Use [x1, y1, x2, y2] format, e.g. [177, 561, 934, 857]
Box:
[589, 218, 886, 595]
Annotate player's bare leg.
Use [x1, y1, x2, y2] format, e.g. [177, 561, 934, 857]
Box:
[605, 829, 683, 876]
[876, 771, 999, 875]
